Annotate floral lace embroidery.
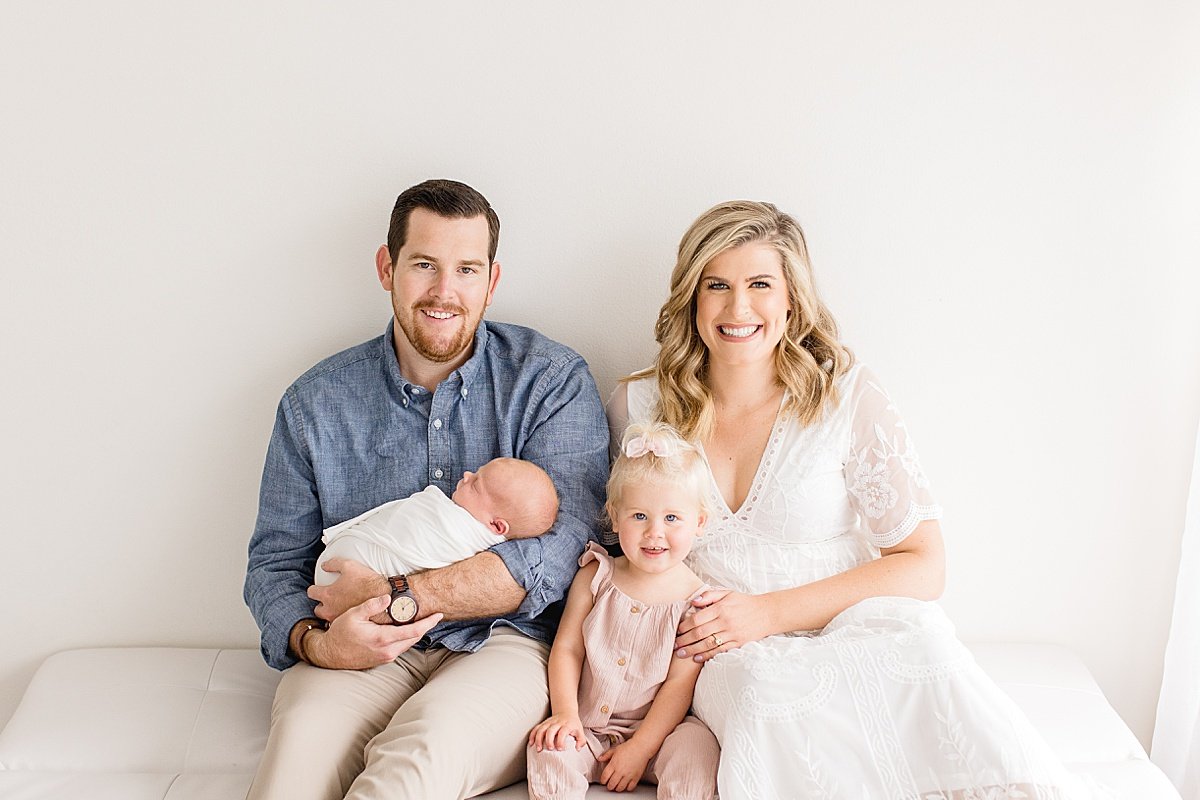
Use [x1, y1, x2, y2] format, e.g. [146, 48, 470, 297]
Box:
[880, 648, 972, 684]
[734, 663, 837, 722]
[849, 461, 900, 518]
[793, 738, 843, 800]
[835, 636, 920, 797]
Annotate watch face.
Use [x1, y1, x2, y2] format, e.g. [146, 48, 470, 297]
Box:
[389, 595, 418, 623]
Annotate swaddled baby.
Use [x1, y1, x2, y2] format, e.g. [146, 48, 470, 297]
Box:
[314, 457, 559, 585]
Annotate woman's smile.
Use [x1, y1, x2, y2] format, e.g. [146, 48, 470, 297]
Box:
[715, 323, 763, 340]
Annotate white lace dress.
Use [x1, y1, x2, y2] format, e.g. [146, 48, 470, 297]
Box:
[612, 365, 1097, 800]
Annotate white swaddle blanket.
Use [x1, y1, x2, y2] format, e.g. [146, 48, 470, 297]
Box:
[313, 485, 505, 586]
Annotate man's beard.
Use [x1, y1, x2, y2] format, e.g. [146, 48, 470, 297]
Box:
[397, 301, 479, 364]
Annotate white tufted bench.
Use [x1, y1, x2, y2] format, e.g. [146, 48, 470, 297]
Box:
[0, 644, 1179, 799]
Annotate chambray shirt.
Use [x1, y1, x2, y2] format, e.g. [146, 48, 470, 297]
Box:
[244, 320, 609, 670]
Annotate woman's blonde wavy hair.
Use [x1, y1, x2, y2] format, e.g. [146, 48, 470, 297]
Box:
[629, 200, 854, 442]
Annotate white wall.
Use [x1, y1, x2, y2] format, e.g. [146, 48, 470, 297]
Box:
[2, 1, 1197, 747]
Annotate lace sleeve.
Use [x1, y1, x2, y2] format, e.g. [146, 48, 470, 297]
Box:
[843, 368, 942, 549]
[606, 382, 632, 463]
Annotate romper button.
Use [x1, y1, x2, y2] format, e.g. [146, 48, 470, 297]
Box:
[630, 607, 640, 614]
[600, 705, 609, 714]
[617, 658, 626, 666]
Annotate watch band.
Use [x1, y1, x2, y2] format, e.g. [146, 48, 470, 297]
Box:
[387, 574, 419, 624]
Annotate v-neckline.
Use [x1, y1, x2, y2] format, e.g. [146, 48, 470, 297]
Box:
[699, 392, 787, 517]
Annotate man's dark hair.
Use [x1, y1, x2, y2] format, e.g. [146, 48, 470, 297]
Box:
[387, 179, 501, 264]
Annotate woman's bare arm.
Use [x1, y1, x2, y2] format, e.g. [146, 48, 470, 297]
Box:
[676, 518, 945, 660]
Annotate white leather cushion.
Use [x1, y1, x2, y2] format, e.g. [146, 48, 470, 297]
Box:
[164, 774, 258, 800]
[1072, 759, 1184, 799]
[0, 644, 1174, 800]
[0, 772, 177, 800]
[966, 642, 1148, 766]
[0, 648, 279, 772]
[0, 773, 256, 800]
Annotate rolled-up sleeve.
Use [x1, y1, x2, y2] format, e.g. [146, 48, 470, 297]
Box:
[243, 393, 324, 670]
[491, 355, 608, 619]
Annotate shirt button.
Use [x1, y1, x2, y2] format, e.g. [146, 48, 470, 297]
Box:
[617, 658, 626, 666]
[460, 387, 468, 398]
[433, 469, 444, 479]
[401, 399, 409, 407]
[433, 419, 443, 430]
[600, 704, 609, 714]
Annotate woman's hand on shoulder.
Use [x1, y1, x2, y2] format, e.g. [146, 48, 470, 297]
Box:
[674, 589, 775, 663]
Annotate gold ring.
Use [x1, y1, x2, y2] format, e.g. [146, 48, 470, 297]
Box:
[711, 634, 723, 647]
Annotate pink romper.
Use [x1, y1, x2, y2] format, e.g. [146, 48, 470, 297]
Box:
[527, 543, 719, 800]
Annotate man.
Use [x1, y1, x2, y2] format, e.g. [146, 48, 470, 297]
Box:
[244, 179, 608, 799]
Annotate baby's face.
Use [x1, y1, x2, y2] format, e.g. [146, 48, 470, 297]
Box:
[452, 461, 507, 527]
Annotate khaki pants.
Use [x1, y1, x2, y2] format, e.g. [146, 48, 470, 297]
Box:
[248, 628, 550, 800]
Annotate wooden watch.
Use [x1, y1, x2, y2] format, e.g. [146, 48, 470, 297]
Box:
[386, 574, 418, 624]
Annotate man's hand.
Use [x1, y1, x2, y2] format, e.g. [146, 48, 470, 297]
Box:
[308, 558, 390, 622]
[306, 595, 442, 670]
[596, 738, 654, 792]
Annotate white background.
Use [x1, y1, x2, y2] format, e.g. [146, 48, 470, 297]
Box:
[2, 2, 1197, 747]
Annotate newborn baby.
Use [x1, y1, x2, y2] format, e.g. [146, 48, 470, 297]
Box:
[314, 457, 559, 586]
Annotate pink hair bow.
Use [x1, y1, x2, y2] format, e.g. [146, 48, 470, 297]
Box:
[624, 434, 678, 459]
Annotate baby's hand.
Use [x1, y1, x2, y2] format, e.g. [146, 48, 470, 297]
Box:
[596, 738, 653, 792]
[528, 712, 586, 752]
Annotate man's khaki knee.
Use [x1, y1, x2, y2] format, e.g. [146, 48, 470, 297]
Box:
[346, 629, 550, 799]
[249, 659, 428, 800]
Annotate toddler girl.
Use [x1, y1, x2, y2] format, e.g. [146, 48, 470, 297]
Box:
[526, 422, 719, 799]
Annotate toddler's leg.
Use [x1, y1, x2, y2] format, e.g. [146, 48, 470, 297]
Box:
[647, 715, 719, 800]
[526, 735, 599, 800]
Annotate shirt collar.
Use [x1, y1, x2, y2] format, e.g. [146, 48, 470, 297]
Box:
[455, 320, 489, 392]
[381, 318, 490, 398]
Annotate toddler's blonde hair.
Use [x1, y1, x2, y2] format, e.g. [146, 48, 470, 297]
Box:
[605, 422, 711, 527]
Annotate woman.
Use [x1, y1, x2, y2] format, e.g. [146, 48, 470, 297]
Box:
[608, 201, 1094, 799]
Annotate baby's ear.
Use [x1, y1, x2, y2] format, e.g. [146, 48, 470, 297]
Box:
[491, 518, 511, 537]
[697, 513, 708, 533]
